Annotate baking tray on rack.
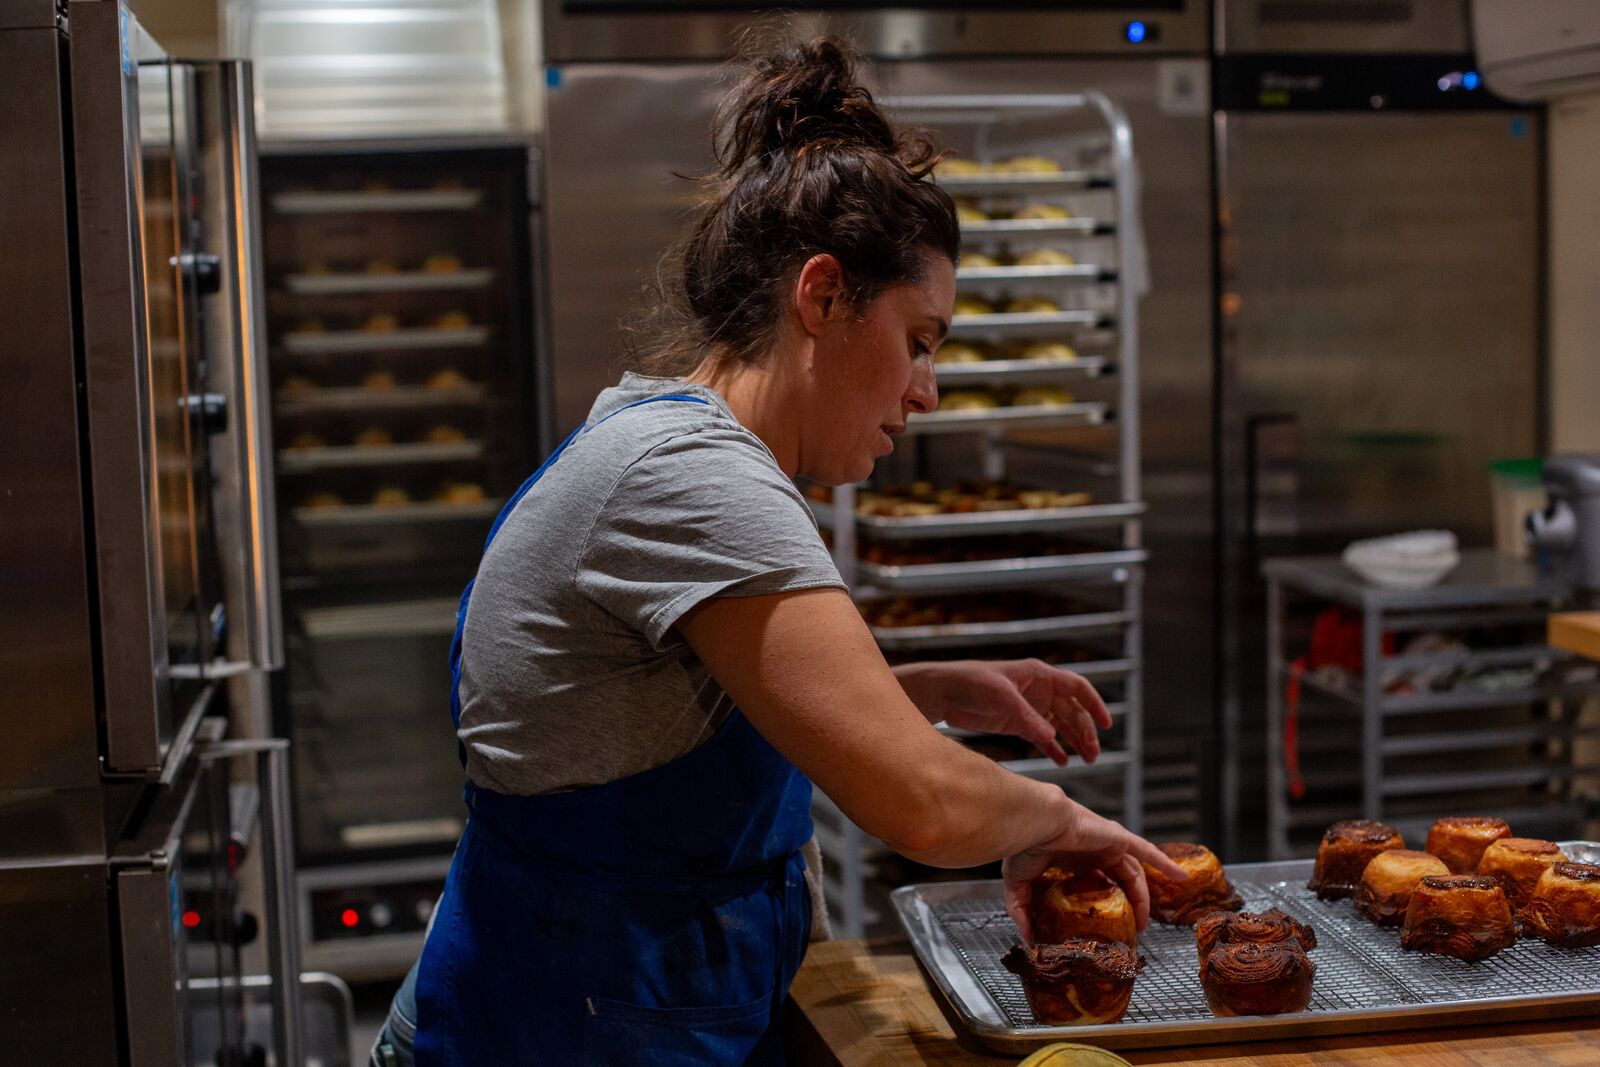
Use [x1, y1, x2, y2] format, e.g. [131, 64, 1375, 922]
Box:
[283, 268, 492, 294]
[935, 172, 1109, 194]
[281, 326, 489, 355]
[937, 356, 1110, 384]
[277, 440, 484, 472]
[948, 311, 1108, 338]
[857, 548, 1145, 594]
[293, 500, 500, 526]
[868, 607, 1131, 651]
[271, 188, 483, 214]
[812, 500, 1143, 540]
[960, 218, 1109, 238]
[957, 264, 1114, 284]
[906, 401, 1106, 435]
[893, 845, 1600, 1055]
[275, 385, 486, 414]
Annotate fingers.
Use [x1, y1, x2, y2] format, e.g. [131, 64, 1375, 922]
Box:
[1004, 873, 1035, 944]
[1050, 665, 1113, 732]
[1124, 832, 1188, 881]
[1107, 854, 1152, 931]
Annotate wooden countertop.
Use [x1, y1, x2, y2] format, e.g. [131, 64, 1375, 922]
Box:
[789, 938, 1600, 1066]
[1550, 611, 1600, 662]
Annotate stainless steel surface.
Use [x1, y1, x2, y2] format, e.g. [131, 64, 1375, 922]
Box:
[937, 356, 1111, 384]
[541, 3, 1210, 63]
[1217, 107, 1543, 856]
[816, 500, 1146, 540]
[190, 972, 354, 1067]
[1529, 454, 1600, 598]
[870, 608, 1133, 651]
[1216, 0, 1472, 55]
[894, 845, 1600, 1054]
[1261, 550, 1570, 612]
[281, 325, 491, 354]
[859, 549, 1147, 593]
[905, 402, 1108, 434]
[286, 267, 494, 294]
[273, 189, 485, 213]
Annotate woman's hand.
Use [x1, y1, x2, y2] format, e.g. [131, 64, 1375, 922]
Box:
[893, 659, 1110, 765]
[1002, 797, 1186, 944]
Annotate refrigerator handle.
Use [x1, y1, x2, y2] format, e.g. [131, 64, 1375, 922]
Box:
[214, 58, 283, 672]
[202, 738, 303, 1067]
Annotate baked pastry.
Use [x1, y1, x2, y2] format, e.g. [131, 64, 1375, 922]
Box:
[960, 251, 1002, 269]
[280, 375, 316, 395]
[1142, 843, 1243, 925]
[1028, 870, 1137, 948]
[354, 427, 393, 448]
[425, 368, 471, 391]
[1018, 490, 1091, 509]
[1354, 849, 1450, 927]
[997, 155, 1062, 174]
[1014, 203, 1072, 221]
[422, 254, 464, 274]
[1425, 817, 1512, 874]
[372, 487, 411, 507]
[364, 257, 398, 274]
[1477, 838, 1568, 911]
[1012, 386, 1076, 408]
[1000, 940, 1143, 1026]
[1199, 942, 1315, 1017]
[1005, 296, 1061, 315]
[1307, 820, 1404, 900]
[302, 490, 343, 509]
[293, 318, 327, 334]
[933, 341, 987, 365]
[362, 312, 400, 333]
[362, 370, 397, 392]
[953, 296, 993, 317]
[1020, 341, 1078, 362]
[1194, 909, 1316, 962]
[1521, 862, 1600, 948]
[939, 390, 1001, 412]
[303, 261, 333, 276]
[1399, 875, 1517, 961]
[1016, 248, 1077, 267]
[935, 157, 984, 178]
[955, 203, 988, 224]
[430, 310, 471, 330]
[425, 424, 467, 444]
[435, 481, 487, 505]
[287, 431, 325, 451]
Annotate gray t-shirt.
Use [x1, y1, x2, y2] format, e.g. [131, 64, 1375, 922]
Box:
[456, 372, 845, 796]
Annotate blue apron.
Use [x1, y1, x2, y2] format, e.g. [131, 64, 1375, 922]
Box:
[414, 395, 815, 1066]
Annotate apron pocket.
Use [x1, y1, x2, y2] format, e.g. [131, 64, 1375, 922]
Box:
[582, 991, 771, 1066]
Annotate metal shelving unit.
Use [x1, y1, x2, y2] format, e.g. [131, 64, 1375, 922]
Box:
[815, 93, 1147, 937]
[1262, 550, 1600, 860]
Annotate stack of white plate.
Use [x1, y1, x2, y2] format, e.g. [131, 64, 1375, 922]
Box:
[1342, 530, 1461, 590]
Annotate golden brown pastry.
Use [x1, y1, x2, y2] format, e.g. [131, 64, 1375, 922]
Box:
[1012, 386, 1076, 408]
[354, 427, 393, 448]
[287, 431, 325, 451]
[1014, 203, 1072, 221]
[935, 157, 984, 178]
[953, 296, 993, 317]
[1477, 838, 1568, 911]
[1425, 817, 1512, 874]
[431, 310, 472, 330]
[294, 318, 327, 334]
[362, 370, 397, 392]
[1400, 874, 1517, 961]
[1000, 940, 1142, 1026]
[955, 203, 988, 224]
[280, 375, 316, 395]
[1142, 843, 1243, 925]
[1005, 296, 1061, 315]
[1028, 870, 1137, 949]
[302, 490, 343, 509]
[1307, 820, 1404, 900]
[939, 390, 1001, 412]
[371, 487, 411, 507]
[1521, 862, 1600, 948]
[1019, 341, 1078, 362]
[435, 481, 488, 505]
[425, 424, 467, 444]
[425, 368, 471, 391]
[364, 257, 398, 274]
[1355, 849, 1450, 927]
[362, 312, 400, 333]
[1194, 909, 1316, 962]
[422, 254, 464, 274]
[1199, 942, 1315, 1017]
[996, 155, 1062, 175]
[960, 251, 1002, 269]
[933, 341, 987, 365]
[1015, 247, 1077, 267]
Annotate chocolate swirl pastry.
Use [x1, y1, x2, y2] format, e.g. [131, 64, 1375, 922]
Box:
[1477, 838, 1568, 911]
[1425, 816, 1512, 875]
[1400, 875, 1517, 961]
[1142, 843, 1243, 925]
[1521, 862, 1600, 948]
[1029, 869, 1138, 948]
[1194, 909, 1316, 962]
[1001, 940, 1144, 1026]
[1355, 849, 1451, 927]
[1199, 942, 1316, 1017]
[1307, 819, 1404, 900]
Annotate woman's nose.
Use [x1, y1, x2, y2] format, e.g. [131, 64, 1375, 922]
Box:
[905, 357, 937, 415]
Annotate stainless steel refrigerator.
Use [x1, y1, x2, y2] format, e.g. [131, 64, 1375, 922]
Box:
[1212, 0, 1544, 856]
[0, 1, 303, 1062]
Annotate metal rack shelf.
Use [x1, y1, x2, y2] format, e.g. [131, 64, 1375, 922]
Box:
[274, 385, 486, 414]
[283, 269, 492, 295]
[281, 326, 490, 355]
[272, 189, 484, 214]
[857, 548, 1145, 594]
[292, 500, 500, 527]
[277, 440, 485, 472]
[817, 90, 1147, 940]
[1261, 550, 1600, 860]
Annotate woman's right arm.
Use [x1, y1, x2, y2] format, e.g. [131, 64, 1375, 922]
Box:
[676, 586, 1182, 934]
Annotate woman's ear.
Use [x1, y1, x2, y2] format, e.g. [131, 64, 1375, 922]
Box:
[794, 254, 847, 336]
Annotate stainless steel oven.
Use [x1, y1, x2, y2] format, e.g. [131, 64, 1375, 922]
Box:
[0, 1, 300, 1062]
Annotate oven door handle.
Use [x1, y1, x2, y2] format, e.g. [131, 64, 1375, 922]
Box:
[208, 57, 283, 672]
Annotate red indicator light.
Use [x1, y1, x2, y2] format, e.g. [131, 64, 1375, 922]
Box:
[340, 908, 360, 928]
[181, 910, 201, 929]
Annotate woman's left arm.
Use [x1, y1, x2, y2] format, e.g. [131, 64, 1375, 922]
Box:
[891, 659, 1110, 766]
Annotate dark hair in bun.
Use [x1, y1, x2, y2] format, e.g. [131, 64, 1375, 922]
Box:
[630, 32, 959, 374]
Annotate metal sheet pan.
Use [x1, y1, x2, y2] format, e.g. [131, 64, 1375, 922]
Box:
[812, 500, 1144, 541]
[858, 549, 1146, 594]
[906, 401, 1107, 435]
[893, 845, 1600, 1054]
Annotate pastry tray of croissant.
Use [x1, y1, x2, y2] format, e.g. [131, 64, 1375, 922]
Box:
[893, 843, 1600, 1054]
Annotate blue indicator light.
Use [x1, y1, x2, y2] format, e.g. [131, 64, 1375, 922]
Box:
[1463, 71, 1481, 90]
[1125, 20, 1148, 44]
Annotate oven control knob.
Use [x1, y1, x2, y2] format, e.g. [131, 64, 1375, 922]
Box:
[369, 902, 394, 929]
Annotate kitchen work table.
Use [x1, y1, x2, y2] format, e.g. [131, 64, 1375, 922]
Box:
[788, 938, 1600, 1066]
